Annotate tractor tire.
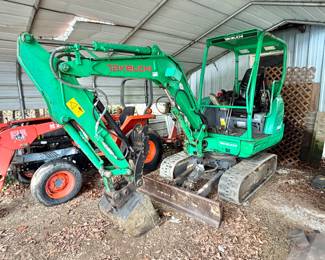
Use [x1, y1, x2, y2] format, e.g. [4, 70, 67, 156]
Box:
[30, 159, 82, 206]
[143, 132, 163, 173]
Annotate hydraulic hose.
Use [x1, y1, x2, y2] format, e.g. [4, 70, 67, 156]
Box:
[49, 46, 109, 136]
[50, 47, 133, 158]
[155, 95, 170, 114]
[174, 89, 208, 126]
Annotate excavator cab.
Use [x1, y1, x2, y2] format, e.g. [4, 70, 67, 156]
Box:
[198, 29, 287, 157]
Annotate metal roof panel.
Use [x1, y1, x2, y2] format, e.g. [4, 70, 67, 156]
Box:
[32, 9, 75, 38]
[40, 0, 160, 26]
[68, 22, 132, 43]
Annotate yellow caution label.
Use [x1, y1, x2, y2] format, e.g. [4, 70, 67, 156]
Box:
[66, 98, 85, 118]
[220, 118, 226, 127]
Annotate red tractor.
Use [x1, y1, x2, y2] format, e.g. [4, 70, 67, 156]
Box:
[0, 110, 163, 201]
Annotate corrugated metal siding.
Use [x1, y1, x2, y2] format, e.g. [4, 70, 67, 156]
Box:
[0, 66, 168, 135]
[275, 26, 325, 112]
[0, 61, 19, 110]
[39, 0, 161, 28]
[1, 72, 166, 110]
[148, 116, 168, 137]
[189, 52, 250, 97]
[189, 25, 325, 112]
[2, 0, 325, 73]
[0, 1, 35, 41]
[28, 0, 325, 73]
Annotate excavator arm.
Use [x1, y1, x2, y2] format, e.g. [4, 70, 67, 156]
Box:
[16, 33, 205, 199]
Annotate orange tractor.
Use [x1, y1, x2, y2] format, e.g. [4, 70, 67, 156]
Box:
[0, 79, 163, 204]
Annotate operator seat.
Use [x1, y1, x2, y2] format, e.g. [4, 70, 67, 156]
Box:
[233, 67, 265, 113]
[119, 106, 135, 125]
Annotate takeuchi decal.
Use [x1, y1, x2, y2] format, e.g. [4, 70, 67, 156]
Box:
[108, 64, 152, 72]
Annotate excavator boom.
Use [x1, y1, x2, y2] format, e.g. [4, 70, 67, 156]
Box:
[16, 33, 203, 194]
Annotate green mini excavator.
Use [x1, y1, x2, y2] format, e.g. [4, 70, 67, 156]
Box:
[16, 29, 287, 233]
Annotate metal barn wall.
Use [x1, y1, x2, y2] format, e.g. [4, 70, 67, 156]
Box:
[14, 76, 166, 109]
[188, 51, 250, 98]
[0, 62, 167, 136]
[189, 25, 325, 112]
[275, 25, 325, 112]
[0, 61, 19, 110]
[0, 68, 166, 109]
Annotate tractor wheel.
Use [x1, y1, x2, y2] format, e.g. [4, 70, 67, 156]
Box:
[143, 132, 163, 172]
[30, 159, 82, 206]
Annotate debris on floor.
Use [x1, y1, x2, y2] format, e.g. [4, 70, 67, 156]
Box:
[287, 229, 325, 260]
[251, 167, 325, 232]
[168, 216, 181, 224]
[311, 175, 325, 190]
[0, 166, 324, 259]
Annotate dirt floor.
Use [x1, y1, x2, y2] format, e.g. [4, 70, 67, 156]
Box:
[0, 166, 324, 260]
[251, 167, 325, 232]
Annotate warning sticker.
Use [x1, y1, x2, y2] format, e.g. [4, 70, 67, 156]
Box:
[66, 98, 85, 118]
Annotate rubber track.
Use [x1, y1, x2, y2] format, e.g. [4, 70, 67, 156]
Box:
[218, 153, 277, 204]
[159, 151, 191, 180]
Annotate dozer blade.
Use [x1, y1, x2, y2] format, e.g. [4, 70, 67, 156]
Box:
[218, 152, 277, 204]
[140, 175, 222, 228]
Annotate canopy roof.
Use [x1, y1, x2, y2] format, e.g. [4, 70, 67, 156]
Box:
[1, 1, 325, 74]
[208, 29, 286, 55]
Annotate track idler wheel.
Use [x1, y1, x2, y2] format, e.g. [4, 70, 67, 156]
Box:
[99, 183, 159, 237]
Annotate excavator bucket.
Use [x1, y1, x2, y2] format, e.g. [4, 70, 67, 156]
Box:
[99, 190, 159, 237]
[99, 125, 160, 237]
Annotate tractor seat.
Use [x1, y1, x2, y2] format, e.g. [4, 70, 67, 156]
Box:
[119, 106, 135, 125]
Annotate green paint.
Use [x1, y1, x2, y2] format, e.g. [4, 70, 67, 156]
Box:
[197, 29, 287, 156]
[17, 29, 287, 191]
